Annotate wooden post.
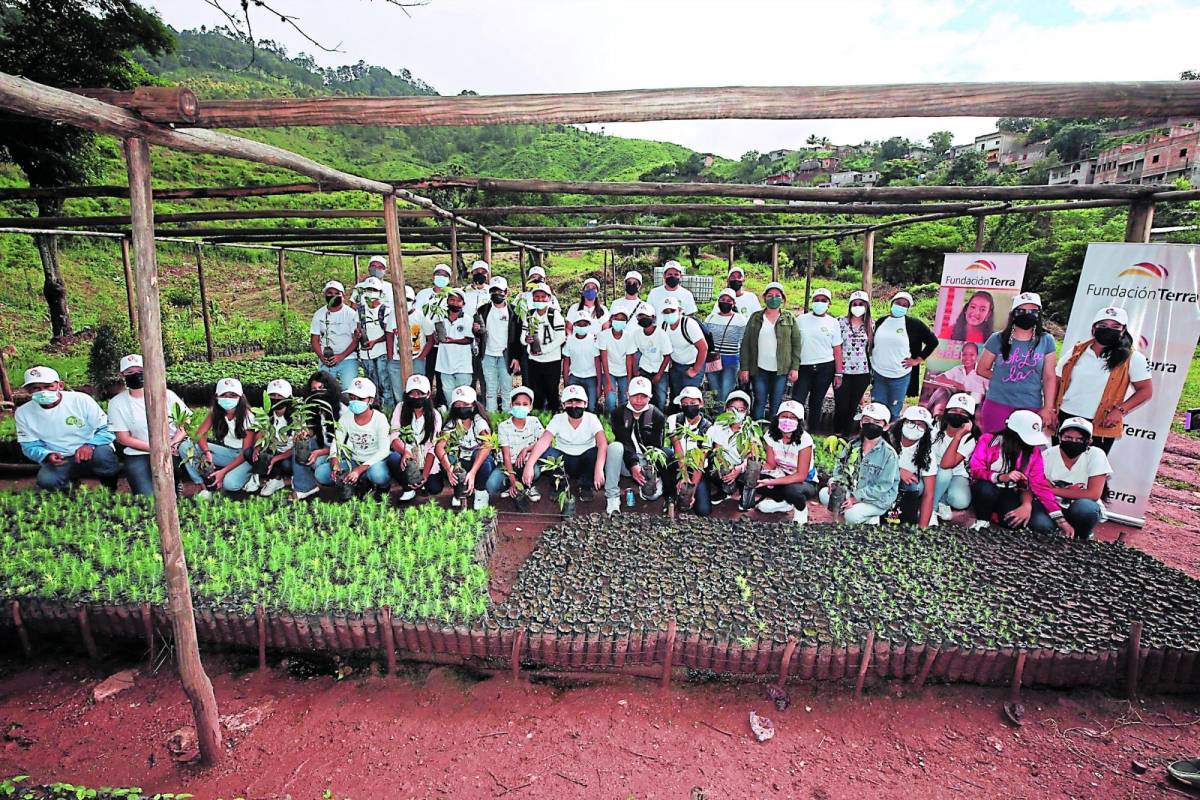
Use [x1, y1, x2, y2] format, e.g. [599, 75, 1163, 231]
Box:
[974, 215, 986, 251]
[123, 136, 222, 766]
[861, 230, 875, 293]
[0, 349, 13, 404]
[193, 243, 215, 363]
[449, 221, 459, 275]
[482, 231, 492, 265]
[854, 629, 875, 698]
[1127, 620, 1144, 699]
[770, 241, 779, 282]
[1010, 650, 1027, 703]
[276, 249, 287, 307]
[383, 194, 414, 382]
[602, 249, 609, 304]
[804, 241, 814, 310]
[727, 243, 735, 271]
[661, 619, 677, 690]
[1125, 200, 1155, 243]
[352, 254, 360, 286]
[518, 246, 528, 290]
[120, 237, 137, 336]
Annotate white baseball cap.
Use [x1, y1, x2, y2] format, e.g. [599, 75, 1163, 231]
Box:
[529, 265, 547, 278]
[946, 393, 977, 415]
[859, 401, 891, 425]
[471, 260, 490, 274]
[764, 281, 786, 297]
[1006, 409, 1049, 446]
[725, 390, 752, 407]
[359, 276, 385, 292]
[628, 376, 652, 397]
[489, 276, 509, 292]
[849, 290, 870, 304]
[892, 291, 914, 305]
[510, 386, 534, 403]
[405, 284, 416, 303]
[675, 386, 703, 404]
[323, 280, 345, 293]
[447, 288, 466, 301]
[583, 277, 601, 290]
[432, 263, 452, 275]
[22, 366, 60, 386]
[215, 377, 243, 396]
[778, 400, 806, 420]
[663, 260, 684, 274]
[812, 287, 833, 301]
[1013, 291, 1042, 309]
[901, 405, 934, 426]
[659, 296, 682, 312]
[717, 288, 737, 301]
[727, 265, 745, 277]
[367, 255, 388, 270]
[529, 283, 552, 297]
[635, 302, 656, 318]
[266, 379, 293, 398]
[451, 385, 477, 405]
[119, 354, 143, 373]
[1059, 416, 1094, 437]
[405, 374, 430, 394]
[561, 384, 588, 404]
[624, 270, 643, 284]
[1092, 306, 1129, 327]
[348, 377, 376, 398]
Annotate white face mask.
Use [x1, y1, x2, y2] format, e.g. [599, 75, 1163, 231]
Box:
[902, 422, 925, 441]
[850, 305, 867, 318]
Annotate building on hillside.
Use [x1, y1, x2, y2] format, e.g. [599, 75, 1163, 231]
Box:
[1093, 121, 1199, 185]
[907, 145, 932, 159]
[699, 153, 716, 168]
[967, 131, 1026, 170]
[829, 170, 880, 187]
[764, 171, 796, 185]
[1047, 159, 1097, 186]
[999, 140, 1050, 172]
[766, 149, 795, 162]
[949, 142, 976, 161]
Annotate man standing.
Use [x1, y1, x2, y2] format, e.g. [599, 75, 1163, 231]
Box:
[520, 283, 567, 411]
[310, 280, 360, 391]
[648, 260, 698, 315]
[351, 255, 395, 315]
[414, 263, 454, 405]
[463, 260, 492, 316]
[609, 270, 644, 322]
[16, 366, 120, 492]
[356, 276, 397, 411]
[628, 302, 674, 411]
[726, 265, 762, 315]
[659, 295, 709, 407]
[477, 276, 522, 413]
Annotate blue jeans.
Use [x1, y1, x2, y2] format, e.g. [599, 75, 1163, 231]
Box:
[668, 361, 704, 407]
[567, 374, 598, 412]
[325, 357, 359, 393]
[486, 460, 542, 495]
[182, 441, 252, 492]
[932, 469, 972, 511]
[871, 369, 910, 424]
[710, 356, 739, 403]
[361, 355, 395, 410]
[752, 370, 787, 421]
[540, 445, 618, 498]
[124, 452, 183, 496]
[291, 437, 329, 494]
[35, 444, 120, 491]
[385, 451, 445, 494]
[482, 354, 514, 413]
[1064, 498, 1103, 540]
[439, 371, 474, 399]
[604, 375, 629, 413]
[971, 480, 1055, 534]
[314, 456, 390, 488]
[450, 448, 494, 490]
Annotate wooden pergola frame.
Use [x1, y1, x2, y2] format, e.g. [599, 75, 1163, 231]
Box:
[3, 73, 1199, 767]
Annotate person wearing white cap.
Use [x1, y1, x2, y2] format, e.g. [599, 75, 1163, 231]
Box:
[523, 383, 616, 512]
[820, 402, 900, 525]
[290, 371, 342, 500]
[435, 385, 494, 509]
[660, 295, 709, 408]
[1052, 305, 1153, 454]
[703, 288, 749, 403]
[792, 287, 844, 432]
[428, 288, 476, 402]
[753, 399, 818, 524]
[107, 354, 189, 496]
[463, 260, 492, 316]
[243, 379, 298, 497]
[928, 393, 979, 521]
[739, 281, 802, 420]
[833, 290, 874, 434]
[520, 284, 567, 411]
[414, 263, 455, 318]
[16, 365, 120, 492]
[706, 389, 759, 510]
[888, 405, 938, 527]
[354, 275, 398, 412]
[662, 385, 714, 517]
[185, 377, 257, 497]
[519, 266, 561, 312]
[869, 289, 940, 425]
[566, 276, 608, 332]
[475, 275, 522, 413]
[486, 386, 546, 504]
[968, 408, 1068, 535]
[310, 279, 361, 392]
[316, 376, 393, 498]
[414, 264, 456, 405]
[647, 260, 697, 316]
[609, 270, 644, 322]
[350, 255, 395, 316]
[725, 265, 761, 316]
[606, 375, 666, 508]
[1041, 417, 1113, 540]
[394, 284, 428, 410]
[597, 306, 636, 411]
[387, 373, 444, 501]
[562, 310, 603, 412]
[976, 291, 1057, 435]
[628, 302, 674, 410]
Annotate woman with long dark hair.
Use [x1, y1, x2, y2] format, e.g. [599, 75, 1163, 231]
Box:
[832, 290, 873, 434]
[753, 399, 817, 525]
[388, 373, 445, 500]
[889, 405, 936, 526]
[291, 370, 341, 500]
[947, 290, 996, 343]
[435, 385, 494, 509]
[929, 393, 979, 521]
[183, 377, 256, 497]
[976, 292, 1058, 434]
[819, 402, 900, 525]
[246, 378, 297, 497]
[566, 277, 608, 333]
[969, 409, 1072, 536]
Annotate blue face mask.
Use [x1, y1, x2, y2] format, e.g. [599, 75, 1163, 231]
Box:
[433, 275, 450, 289]
[583, 288, 598, 301]
[511, 405, 530, 419]
[348, 399, 369, 414]
[661, 311, 678, 324]
[217, 396, 239, 411]
[32, 390, 59, 407]
[612, 320, 627, 333]
[811, 301, 829, 315]
[531, 300, 548, 311]
[890, 303, 909, 318]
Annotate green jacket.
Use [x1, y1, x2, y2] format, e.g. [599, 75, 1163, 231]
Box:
[739, 309, 803, 376]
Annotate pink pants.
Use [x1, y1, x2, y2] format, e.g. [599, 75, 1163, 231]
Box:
[977, 398, 1032, 435]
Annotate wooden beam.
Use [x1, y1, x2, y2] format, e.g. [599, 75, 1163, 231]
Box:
[193, 244, 215, 363]
[806, 240, 814, 301]
[449, 221, 458, 272]
[727, 243, 735, 270]
[188, 82, 1200, 128]
[1125, 199, 1156, 243]
[482, 231, 492, 264]
[384, 195, 414, 381]
[518, 246, 527, 290]
[0, 182, 323, 202]
[454, 202, 990, 217]
[122, 136, 222, 766]
[120, 237, 137, 337]
[861, 230, 875, 293]
[72, 86, 198, 123]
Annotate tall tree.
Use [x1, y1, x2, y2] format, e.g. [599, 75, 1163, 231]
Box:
[0, 0, 174, 340]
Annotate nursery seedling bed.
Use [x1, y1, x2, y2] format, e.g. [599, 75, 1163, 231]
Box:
[165, 358, 316, 404]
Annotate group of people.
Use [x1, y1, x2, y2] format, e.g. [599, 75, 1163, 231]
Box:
[15, 257, 1153, 541]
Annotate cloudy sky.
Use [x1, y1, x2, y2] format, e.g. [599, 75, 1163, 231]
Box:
[149, 0, 1199, 159]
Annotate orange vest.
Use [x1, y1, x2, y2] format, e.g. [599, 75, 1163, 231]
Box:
[1054, 339, 1133, 438]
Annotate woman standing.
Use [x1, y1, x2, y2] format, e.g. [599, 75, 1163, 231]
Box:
[520, 284, 567, 411]
[184, 377, 256, 498]
[832, 290, 873, 435]
[739, 282, 802, 421]
[754, 399, 817, 525]
[704, 288, 749, 404]
[565, 277, 608, 334]
[870, 290, 939, 424]
[387, 374, 444, 501]
[598, 309, 636, 411]
[976, 292, 1058, 434]
[968, 409, 1070, 536]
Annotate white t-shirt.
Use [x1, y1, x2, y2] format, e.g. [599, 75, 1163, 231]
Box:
[15, 390, 111, 457]
[389, 406, 443, 474]
[940, 364, 990, 403]
[871, 316, 911, 379]
[358, 301, 395, 359]
[270, 412, 294, 455]
[630, 324, 673, 373]
[735, 292, 762, 316]
[1057, 347, 1151, 419]
[484, 303, 511, 357]
[498, 416, 545, 457]
[609, 296, 642, 321]
[401, 307, 430, 361]
[462, 286, 490, 318]
[930, 431, 976, 478]
[107, 389, 188, 456]
[310, 304, 359, 355]
[336, 408, 392, 466]
[563, 333, 602, 378]
[1043, 445, 1113, 488]
[648, 285, 698, 315]
[435, 314, 474, 375]
[797, 312, 843, 365]
[764, 431, 814, 478]
[757, 317, 779, 372]
[546, 411, 604, 456]
[707, 423, 743, 467]
[212, 410, 256, 449]
[452, 415, 491, 459]
[597, 329, 636, 378]
[566, 303, 609, 328]
[665, 317, 706, 367]
[414, 287, 450, 320]
[524, 309, 566, 363]
[898, 440, 938, 479]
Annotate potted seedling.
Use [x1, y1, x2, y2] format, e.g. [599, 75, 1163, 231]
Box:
[170, 403, 213, 480]
[813, 434, 848, 488]
[639, 447, 667, 501]
[423, 294, 450, 344]
[539, 453, 573, 517]
[672, 425, 709, 512]
[247, 396, 288, 479]
[513, 295, 544, 357]
[287, 395, 331, 465]
[392, 424, 425, 486]
[436, 423, 471, 505]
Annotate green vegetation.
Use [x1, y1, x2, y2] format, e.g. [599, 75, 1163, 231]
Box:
[1, 775, 189, 800]
[0, 491, 493, 622]
[165, 358, 315, 393]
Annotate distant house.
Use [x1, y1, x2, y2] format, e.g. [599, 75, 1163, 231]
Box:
[829, 170, 879, 187]
[906, 145, 931, 159]
[764, 171, 796, 185]
[1047, 159, 1097, 186]
[766, 148, 795, 162]
[1093, 120, 1199, 185]
[699, 153, 716, 168]
[1000, 140, 1049, 172]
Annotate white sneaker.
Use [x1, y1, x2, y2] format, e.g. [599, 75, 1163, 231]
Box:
[937, 503, 953, 521]
[451, 496, 462, 508]
[293, 486, 319, 500]
[970, 519, 990, 531]
[260, 478, 286, 497]
[196, 489, 213, 500]
[606, 497, 620, 515]
[243, 474, 261, 493]
[473, 490, 490, 510]
[792, 505, 808, 525]
[755, 498, 792, 514]
[527, 488, 541, 502]
[399, 489, 416, 501]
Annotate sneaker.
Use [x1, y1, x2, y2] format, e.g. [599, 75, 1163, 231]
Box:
[399, 489, 416, 501]
[451, 496, 462, 508]
[969, 519, 990, 531]
[196, 489, 213, 500]
[473, 490, 490, 510]
[260, 478, 287, 497]
[243, 474, 261, 493]
[937, 503, 953, 521]
[527, 487, 542, 502]
[755, 498, 791, 514]
[293, 486, 319, 500]
[606, 497, 620, 515]
[792, 505, 809, 525]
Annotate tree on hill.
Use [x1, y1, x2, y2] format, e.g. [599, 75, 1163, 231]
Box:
[945, 151, 988, 186]
[0, 0, 174, 340]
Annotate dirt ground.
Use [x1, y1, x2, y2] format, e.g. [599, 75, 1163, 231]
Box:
[1, 433, 1199, 799]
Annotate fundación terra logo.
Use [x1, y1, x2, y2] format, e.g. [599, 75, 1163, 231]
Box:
[1086, 261, 1197, 303]
[965, 259, 997, 272]
[947, 258, 1015, 287]
[1117, 262, 1169, 281]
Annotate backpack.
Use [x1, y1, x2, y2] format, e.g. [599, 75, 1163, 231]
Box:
[678, 315, 720, 364]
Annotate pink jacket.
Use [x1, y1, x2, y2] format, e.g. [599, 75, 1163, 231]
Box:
[969, 433, 1061, 518]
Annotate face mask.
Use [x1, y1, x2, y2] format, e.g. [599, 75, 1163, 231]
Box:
[511, 405, 530, 420]
[32, 390, 59, 407]
[850, 305, 867, 318]
[369, 268, 387, 280]
[433, 275, 450, 289]
[447, 304, 464, 316]
[625, 282, 640, 295]
[326, 295, 342, 308]
[348, 399, 369, 414]
[1094, 327, 1121, 347]
[778, 417, 799, 433]
[638, 318, 655, 330]
[531, 300, 548, 311]
[452, 406, 473, 420]
[861, 422, 884, 440]
[728, 279, 743, 292]
[681, 404, 701, 419]
[890, 304, 908, 318]
[628, 400, 648, 414]
[124, 372, 145, 389]
[765, 296, 783, 310]
[364, 293, 381, 305]
[217, 396, 240, 411]
[1060, 440, 1088, 459]
[565, 406, 586, 419]
[661, 312, 678, 324]
[811, 301, 830, 315]
[902, 422, 925, 441]
[612, 320, 627, 333]
[491, 293, 505, 305]
[717, 302, 734, 314]
[944, 413, 970, 429]
[728, 409, 746, 422]
[1012, 310, 1039, 330]
[582, 288, 598, 301]
[472, 273, 487, 285]
[664, 275, 681, 288]
[403, 395, 424, 408]
[575, 329, 590, 338]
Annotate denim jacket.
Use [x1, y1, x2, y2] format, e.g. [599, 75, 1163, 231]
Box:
[831, 436, 900, 511]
